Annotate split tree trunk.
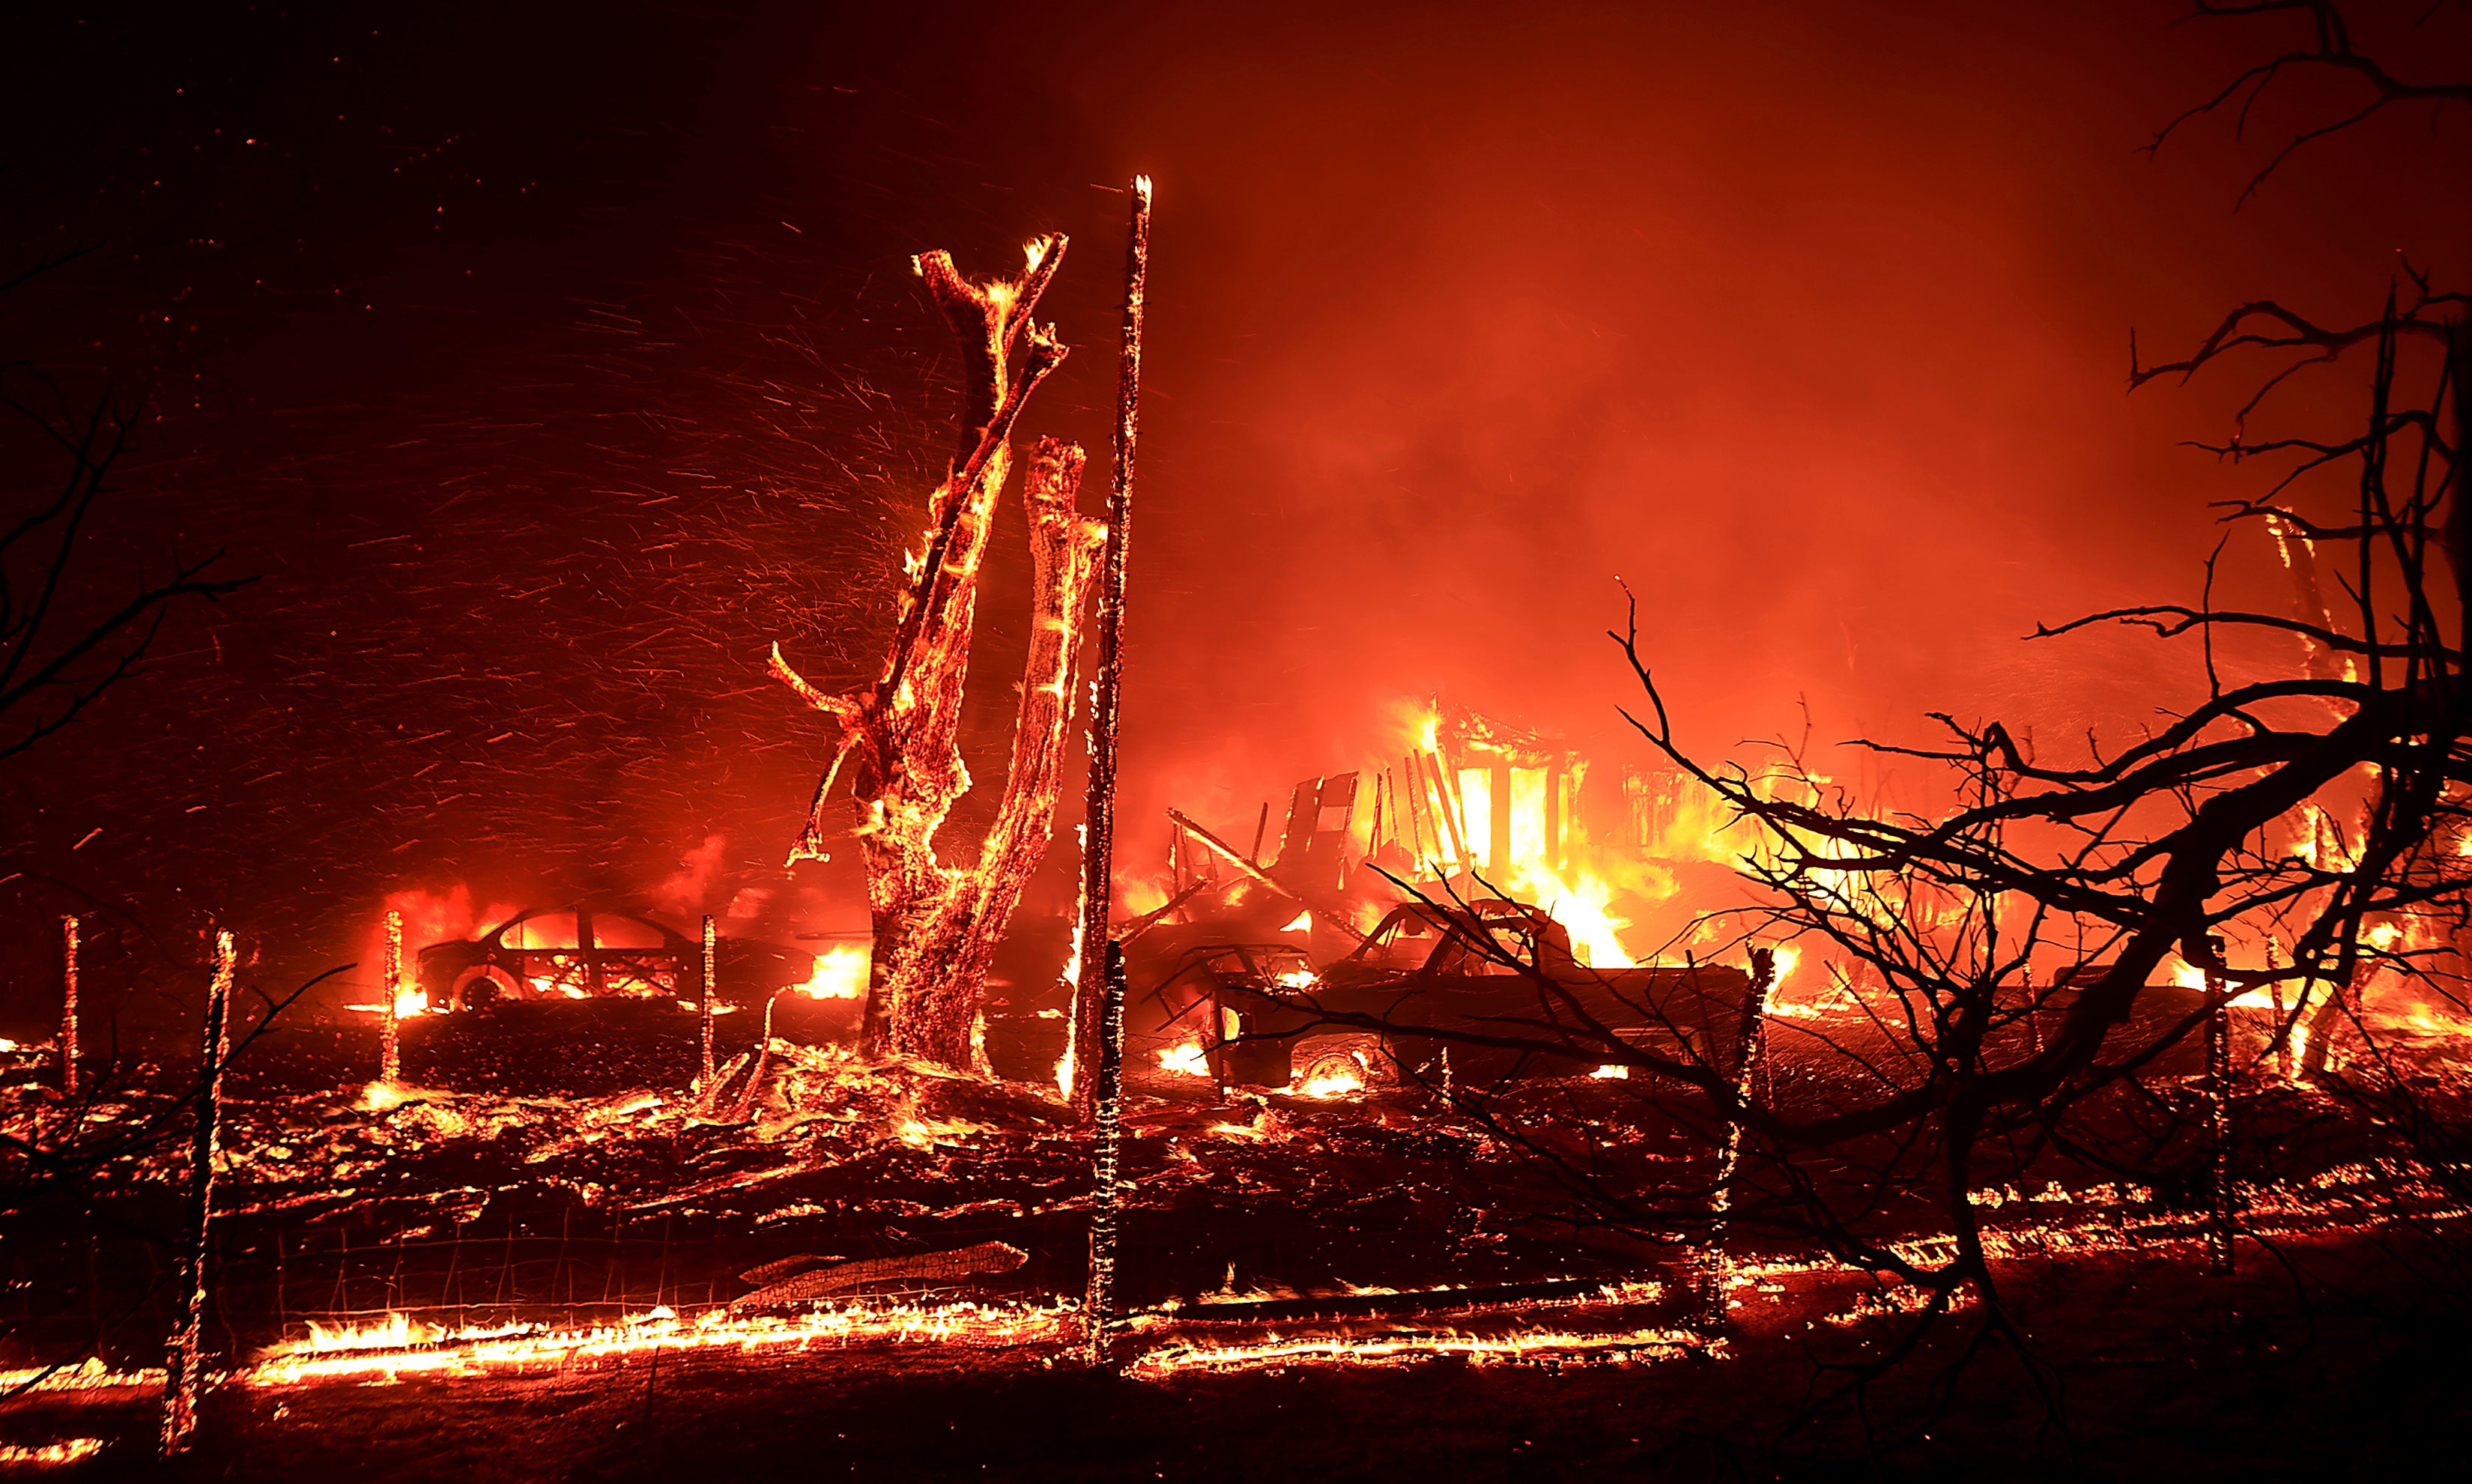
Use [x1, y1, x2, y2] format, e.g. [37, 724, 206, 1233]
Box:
[773, 239, 1103, 1070]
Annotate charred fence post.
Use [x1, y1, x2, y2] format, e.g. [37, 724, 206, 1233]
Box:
[380, 909, 404, 1085]
[1700, 947, 1778, 1327]
[58, 914, 79, 1097]
[700, 915, 718, 1102]
[2205, 956, 2236, 1273]
[160, 928, 234, 1457]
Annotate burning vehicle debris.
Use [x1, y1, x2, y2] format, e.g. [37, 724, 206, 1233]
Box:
[413, 906, 819, 1010]
[9, 4, 2472, 1477]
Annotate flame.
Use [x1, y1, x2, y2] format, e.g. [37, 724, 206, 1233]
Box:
[0, 1441, 104, 1467]
[1281, 910, 1312, 933]
[245, 1302, 1072, 1388]
[1275, 969, 1320, 990]
[1132, 1324, 1705, 1375]
[285, 1312, 444, 1354]
[796, 944, 870, 1000]
[1295, 1054, 1366, 1099]
[394, 984, 430, 1017]
[1591, 1064, 1630, 1079]
[1157, 1041, 1211, 1077]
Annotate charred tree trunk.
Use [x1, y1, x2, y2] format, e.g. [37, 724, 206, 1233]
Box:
[772, 240, 1100, 1069]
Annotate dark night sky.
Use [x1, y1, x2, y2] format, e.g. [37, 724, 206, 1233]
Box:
[2, 1, 2467, 1009]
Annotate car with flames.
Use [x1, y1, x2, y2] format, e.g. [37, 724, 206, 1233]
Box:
[1187, 899, 1760, 1091]
[416, 906, 818, 1011]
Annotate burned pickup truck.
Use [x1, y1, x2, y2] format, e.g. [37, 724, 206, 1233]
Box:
[1164, 899, 1762, 1092]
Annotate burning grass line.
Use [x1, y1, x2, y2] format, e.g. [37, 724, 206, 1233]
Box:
[1125, 1324, 1716, 1375]
[240, 1300, 1076, 1387]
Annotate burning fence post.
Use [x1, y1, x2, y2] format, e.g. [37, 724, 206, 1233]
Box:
[2205, 954, 2237, 1273]
[700, 915, 718, 1100]
[160, 928, 233, 1457]
[380, 909, 404, 1085]
[1073, 175, 1153, 1121]
[1699, 947, 1778, 1328]
[58, 915, 79, 1097]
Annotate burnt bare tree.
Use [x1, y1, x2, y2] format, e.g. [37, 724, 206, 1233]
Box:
[772, 239, 1106, 1070]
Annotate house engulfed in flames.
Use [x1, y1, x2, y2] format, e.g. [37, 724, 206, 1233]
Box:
[1155, 700, 1767, 969]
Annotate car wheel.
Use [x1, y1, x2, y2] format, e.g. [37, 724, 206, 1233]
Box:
[452, 966, 521, 1011]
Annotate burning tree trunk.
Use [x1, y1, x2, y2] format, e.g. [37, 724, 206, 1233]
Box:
[772, 237, 1104, 1069]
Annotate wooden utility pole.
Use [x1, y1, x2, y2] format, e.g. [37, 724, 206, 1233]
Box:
[160, 929, 233, 1456]
[58, 915, 78, 1097]
[1080, 175, 1151, 1366]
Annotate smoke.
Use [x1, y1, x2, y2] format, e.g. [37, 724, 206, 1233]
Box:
[650, 834, 732, 921]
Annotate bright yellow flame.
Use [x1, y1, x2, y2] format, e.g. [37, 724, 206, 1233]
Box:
[1282, 910, 1312, 933]
[1500, 859, 1633, 969]
[796, 944, 870, 1000]
[1458, 769, 1493, 864]
[0, 1440, 103, 1467]
[1296, 1052, 1366, 1099]
[1157, 1042, 1210, 1077]
[393, 984, 429, 1018]
[245, 1303, 1070, 1387]
[1590, 1064, 1630, 1079]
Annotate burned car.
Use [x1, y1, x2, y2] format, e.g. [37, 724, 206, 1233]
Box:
[416, 906, 817, 1011]
[1193, 899, 1760, 1090]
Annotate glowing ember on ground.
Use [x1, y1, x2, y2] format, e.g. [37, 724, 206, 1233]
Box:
[0, 1440, 105, 1468]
